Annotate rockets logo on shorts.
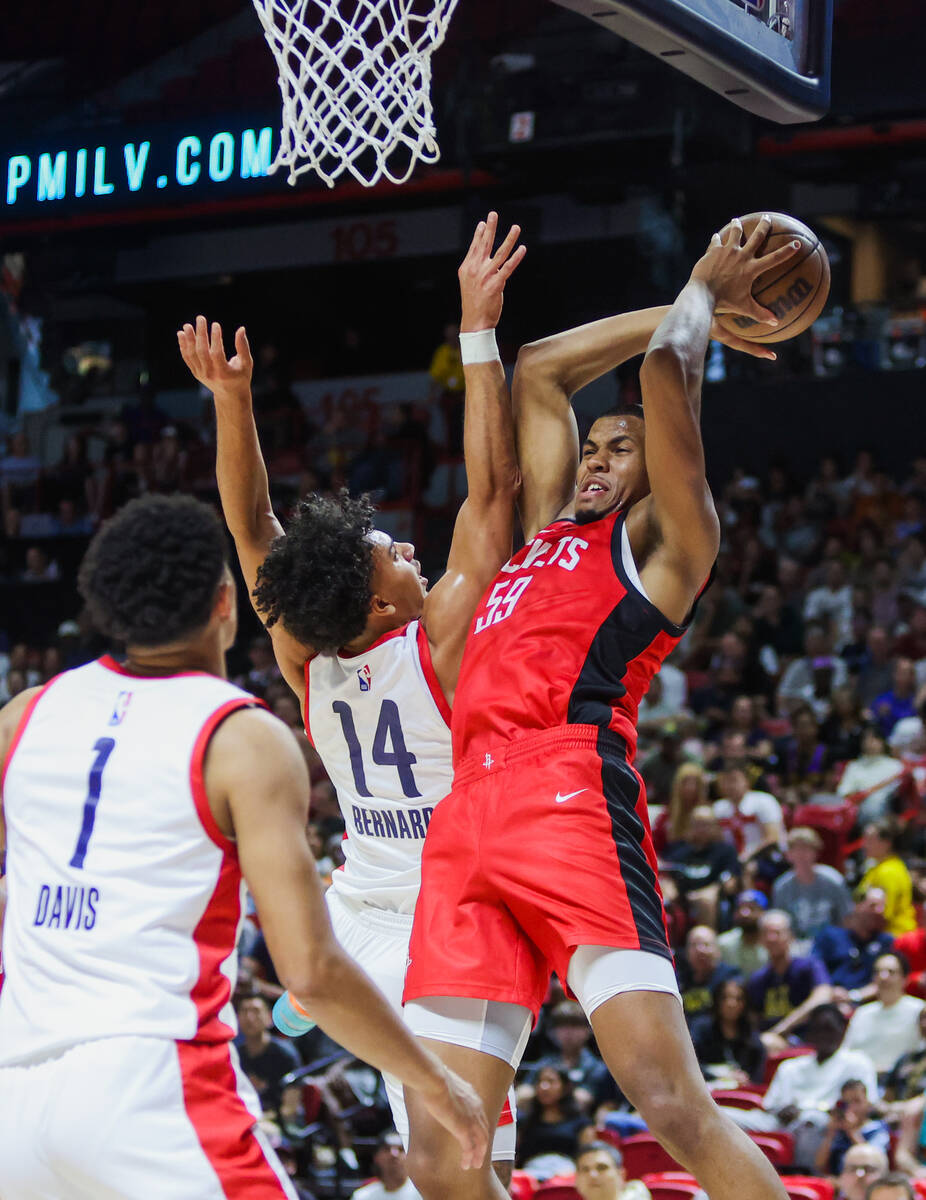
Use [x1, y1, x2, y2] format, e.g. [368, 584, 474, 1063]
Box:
[357, 665, 372, 692]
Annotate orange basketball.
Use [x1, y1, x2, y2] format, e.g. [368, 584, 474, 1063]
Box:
[713, 211, 830, 344]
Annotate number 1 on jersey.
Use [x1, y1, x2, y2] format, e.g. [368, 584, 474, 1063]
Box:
[69, 737, 116, 869]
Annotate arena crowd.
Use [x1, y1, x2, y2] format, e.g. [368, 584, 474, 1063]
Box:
[3, 351, 926, 1200]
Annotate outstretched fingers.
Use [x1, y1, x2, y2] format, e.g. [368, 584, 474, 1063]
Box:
[496, 242, 527, 281]
[723, 217, 743, 248]
[742, 213, 773, 256]
[750, 238, 803, 279]
[491, 221, 522, 268]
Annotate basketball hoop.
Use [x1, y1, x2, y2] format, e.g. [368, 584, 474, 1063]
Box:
[252, 0, 461, 189]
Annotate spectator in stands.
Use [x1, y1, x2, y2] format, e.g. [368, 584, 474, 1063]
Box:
[747, 910, 832, 1049]
[777, 705, 831, 796]
[822, 685, 867, 764]
[898, 534, 926, 594]
[0, 431, 41, 513]
[805, 560, 854, 646]
[690, 977, 766, 1085]
[427, 321, 464, 454]
[517, 1065, 586, 1165]
[844, 952, 925, 1077]
[526, 1000, 618, 1112]
[350, 1131, 422, 1200]
[778, 625, 849, 718]
[865, 1175, 916, 1200]
[677, 925, 739, 1023]
[654, 762, 710, 853]
[723, 694, 774, 766]
[639, 729, 689, 808]
[718, 890, 769, 976]
[859, 821, 918, 934]
[895, 598, 926, 663]
[713, 765, 784, 865]
[573, 1142, 643, 1200]
[753, 582, 805, 664]
[772, 827, 854, 943]
[835, 1145, 890, 1200]
[754, 1004, 878, 1169]
[664, 806, 742, 926]
[814, 1078, 892, 1176]
[838, 727, 908, 825]
[859, 627, 898, 709]
[893, 1093, 926, 1179]
[813, 888, 894, 999]
[636, 662, 689, 739]
[19, 546, 59, 583]
[872, 659, 919, 736]
[234, 994, 301, 1116]
[883, 1007, 926, 1101]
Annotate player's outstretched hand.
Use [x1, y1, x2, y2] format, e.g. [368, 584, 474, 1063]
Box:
[690, 214, 802, 328]
[415, 1059, 490, 1170]
[177, 314, 253, 400]
[458, 211, 526, 333]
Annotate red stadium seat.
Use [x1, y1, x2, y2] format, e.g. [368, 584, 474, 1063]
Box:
[763, 1045, 815, 1087]
[749, 1130, 795, 1166]
[510, 1171, 538, 1200]
[790, 802, 857, 868]
[534, 1179, 581, 1200]
[781, 1177, 835, 1200]
[642, 1172, 701, 1200]
[711, 1088, 766, 1109]
[620, 1134, 684, 1178]
[596, 1126, 624, 1151]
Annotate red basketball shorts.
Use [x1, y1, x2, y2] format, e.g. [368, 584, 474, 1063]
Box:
[403, 725, 672, 1017]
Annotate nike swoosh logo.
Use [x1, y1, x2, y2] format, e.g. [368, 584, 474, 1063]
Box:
[555, 789, 587, 803]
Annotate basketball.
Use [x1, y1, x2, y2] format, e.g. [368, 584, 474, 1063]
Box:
[713, 212, 831, 344]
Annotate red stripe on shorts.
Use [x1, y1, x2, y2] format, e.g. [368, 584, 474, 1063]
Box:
[176, 1040, 291, 1198]
[498, 1095, 515, 1127]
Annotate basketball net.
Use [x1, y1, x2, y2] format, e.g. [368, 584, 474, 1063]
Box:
[252, 0, 460, 188]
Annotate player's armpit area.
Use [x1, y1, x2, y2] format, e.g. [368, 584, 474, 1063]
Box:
[204, 706, 335, 998]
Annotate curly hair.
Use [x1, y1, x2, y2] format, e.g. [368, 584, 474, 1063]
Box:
[253, 491, 376, 652]
[78, 495, 227, 646]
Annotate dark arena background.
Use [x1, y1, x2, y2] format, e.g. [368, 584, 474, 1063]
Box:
[2, 1, 926, 1196]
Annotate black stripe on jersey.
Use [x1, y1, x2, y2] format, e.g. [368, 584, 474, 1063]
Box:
[597, 728, 671, 959]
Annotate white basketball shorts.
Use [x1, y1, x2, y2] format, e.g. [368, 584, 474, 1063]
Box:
[326, 887, 516, 1160]
[0, 1035, 296, 1199]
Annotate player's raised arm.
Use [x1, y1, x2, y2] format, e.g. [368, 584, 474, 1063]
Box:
[636, 215, 800, 622]
[177, 316, 309, 691]
[512, 305, 672, 541]
[423, 213, 524, 700]
[512, 285, 781, 543]
[209, 707, 489, 1169]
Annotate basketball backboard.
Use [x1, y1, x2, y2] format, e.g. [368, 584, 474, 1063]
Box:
[551, 0, 832, 123]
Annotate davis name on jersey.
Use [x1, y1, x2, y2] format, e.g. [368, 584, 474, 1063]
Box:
[0, 658, 258, 1067]
[453, 511, 701, 766]
[304, 619, 452, 915]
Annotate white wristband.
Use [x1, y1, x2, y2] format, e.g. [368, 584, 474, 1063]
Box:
[459, 328, 500, 365]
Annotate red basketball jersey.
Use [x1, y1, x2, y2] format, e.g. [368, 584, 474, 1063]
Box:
[453, 509, 700, 766]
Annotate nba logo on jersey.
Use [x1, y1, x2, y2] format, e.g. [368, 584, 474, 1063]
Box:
[108, 690, 133, 726]
[357, 665, 372, 692]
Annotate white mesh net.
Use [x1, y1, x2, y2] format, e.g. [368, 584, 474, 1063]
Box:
[252, 0, 461, 189]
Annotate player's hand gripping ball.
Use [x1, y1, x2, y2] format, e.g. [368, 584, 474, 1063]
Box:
[713, 211, 830, 344]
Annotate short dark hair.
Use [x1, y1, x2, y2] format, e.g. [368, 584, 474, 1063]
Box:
[253, 491, 376, 652]
[597, 403, 645, 423]
[576, 1141, 623, 1169]
[877, 949, 911, 977]
[866, 1173, 914, 1200]
[807, 1002, 848, 1029]
[78, 495, 227, 646]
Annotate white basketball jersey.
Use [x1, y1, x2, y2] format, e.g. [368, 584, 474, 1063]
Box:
[0, 656, 259, 1066]
[305, 620, 452, 914]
